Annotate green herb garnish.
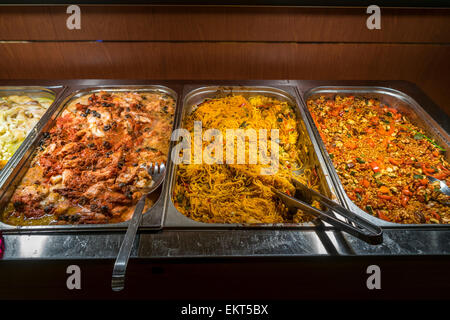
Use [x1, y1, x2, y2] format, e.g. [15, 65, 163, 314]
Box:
[376, 180, 385, 186]
[401, 125, 446, 152]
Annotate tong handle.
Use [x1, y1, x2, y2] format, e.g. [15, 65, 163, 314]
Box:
[293, 181, 382, 239]
[274, 189, 383, 245]
[318, 198, 382, 237]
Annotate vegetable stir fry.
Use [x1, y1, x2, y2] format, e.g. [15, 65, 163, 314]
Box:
[308, 95, 449, 224]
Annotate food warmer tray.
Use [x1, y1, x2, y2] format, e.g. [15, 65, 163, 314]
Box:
[0, 84, 67, 190]
[163, 84, 341, 229]
[295, 80, 450, 229]
[0, 83, 183, 233]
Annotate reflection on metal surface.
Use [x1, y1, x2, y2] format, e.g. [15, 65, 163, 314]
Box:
[1, 226, 450, 259]
[139, 230, 330, 257]
[312, 234, 329, 255]
[18, 235, 48, 258]
[342, 229, 450, 255]
[0, 232, 4, 258]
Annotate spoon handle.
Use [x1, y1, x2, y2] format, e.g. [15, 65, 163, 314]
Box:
[111, 195, 146, 292]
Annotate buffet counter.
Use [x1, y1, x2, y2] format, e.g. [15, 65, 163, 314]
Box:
[0, 79, 448, 299]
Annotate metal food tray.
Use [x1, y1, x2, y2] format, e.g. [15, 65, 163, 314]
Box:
[162, 85, 340, 229]
[0, 85, 66, 191]
[297, 83, 450, 228]
[0, 85, 178, 233]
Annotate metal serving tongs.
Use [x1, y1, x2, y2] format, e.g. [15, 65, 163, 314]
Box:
[272, 179, 383, 245]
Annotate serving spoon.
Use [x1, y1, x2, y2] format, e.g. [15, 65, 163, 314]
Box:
[111, 162, 166, 292]
[426, 175, 450, 196]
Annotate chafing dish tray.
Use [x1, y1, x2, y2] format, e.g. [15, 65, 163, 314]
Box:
[299, 84, 449, 228]
[162, 85, 340, 229]
[0, 85, 178, 233]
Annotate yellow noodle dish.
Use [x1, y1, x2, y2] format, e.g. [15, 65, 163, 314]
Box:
[173, 94, 321, 224]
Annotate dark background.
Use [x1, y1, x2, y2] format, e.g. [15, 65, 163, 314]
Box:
[1, 256, 450, 300]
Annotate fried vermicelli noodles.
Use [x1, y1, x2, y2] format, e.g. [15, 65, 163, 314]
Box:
[173, 95, 320, 224]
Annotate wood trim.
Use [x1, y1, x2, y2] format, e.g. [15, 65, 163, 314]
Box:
[0, 6, 449, 42]
[0, 42, 449, 114]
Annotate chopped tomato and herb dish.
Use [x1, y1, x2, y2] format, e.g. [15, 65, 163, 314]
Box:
[307, 95, 449, 224]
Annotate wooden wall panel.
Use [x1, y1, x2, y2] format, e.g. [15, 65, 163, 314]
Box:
[0, 6, 449, 42]
[0, 6, 449, 115]
[0, 42, 449, 114]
